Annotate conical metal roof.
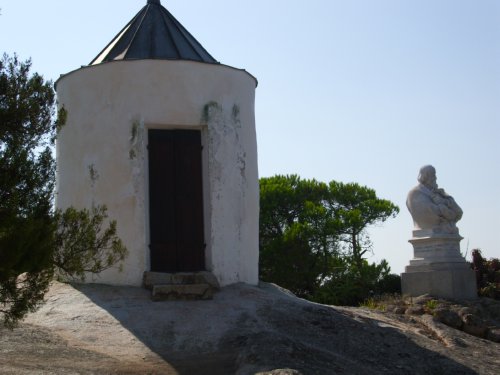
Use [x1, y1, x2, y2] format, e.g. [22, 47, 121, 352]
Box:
[90, 0, 218, 65]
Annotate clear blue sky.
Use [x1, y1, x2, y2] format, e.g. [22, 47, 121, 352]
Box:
[1, 0, 499, 273]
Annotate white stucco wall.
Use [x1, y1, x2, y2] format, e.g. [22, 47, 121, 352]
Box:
[56, 60, 259, 287]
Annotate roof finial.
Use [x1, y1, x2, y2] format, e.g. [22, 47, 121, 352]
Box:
[148, 0, 161, 5]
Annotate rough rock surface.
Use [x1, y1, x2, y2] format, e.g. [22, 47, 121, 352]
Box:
[390, 294, 500, 342]
[0, 282, 499, 374]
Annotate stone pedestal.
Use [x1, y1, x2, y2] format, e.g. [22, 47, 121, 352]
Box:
[401, 231, 477, 300]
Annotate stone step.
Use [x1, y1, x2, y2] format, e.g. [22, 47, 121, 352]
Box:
[152, 283, 214, 301]
[143, 271, 220, 290]
[144, 271, 220, 301]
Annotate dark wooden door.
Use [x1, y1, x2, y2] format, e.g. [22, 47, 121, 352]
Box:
[148, 129, 205, 272]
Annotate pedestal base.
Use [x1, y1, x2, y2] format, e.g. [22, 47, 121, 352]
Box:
[402, 233, 477, 300]
[401, 267, 477, 300]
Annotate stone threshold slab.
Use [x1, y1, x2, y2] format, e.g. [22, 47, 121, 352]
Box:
[152, 283, 214, 301]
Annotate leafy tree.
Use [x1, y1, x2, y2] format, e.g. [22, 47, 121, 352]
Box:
[313, 259, 400, 306]
[259, 174, 400, 304]
[259, 175, 341, 297]
[260, 222, 324, 297]
[0, 54, 57, 320]
[328, 181, 399, 270]
[0, 54, 127, 328]
[53, 206, 127, 281]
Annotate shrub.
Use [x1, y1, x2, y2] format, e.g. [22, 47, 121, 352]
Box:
[471, 249, 500, 299]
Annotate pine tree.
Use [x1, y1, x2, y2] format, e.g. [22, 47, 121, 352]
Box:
[0, 54, 127, 328]
[259, 174, 400, 304]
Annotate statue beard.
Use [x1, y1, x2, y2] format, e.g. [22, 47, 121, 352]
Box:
[424, 180, 438, 191]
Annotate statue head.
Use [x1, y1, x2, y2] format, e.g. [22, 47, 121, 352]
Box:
[408, 164, 463, 236]
[417, 165, 437, 189]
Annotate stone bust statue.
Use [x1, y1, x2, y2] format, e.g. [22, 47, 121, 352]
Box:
[406, 165, 463, 235]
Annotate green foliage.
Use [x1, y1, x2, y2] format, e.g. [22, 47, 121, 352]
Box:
[0, 270, 53, 329]
[360, 298, 378, 310]
[425, 299, 439, 312]
[56, 106, 67, 134]
[0, 54, 57, 327]
[259, 175, 339, 298]
[313, 258, 401, 306]
[471, 249, 500, 299]
[260, 222, 325, 297]
[201, 101, 221, 123]
[327, 181, 399, 269]
[359, 293, 405, 311]
[259, 174, 400, 305]
[480, 283, 499, 299]
[0, 54, 127, 328]
[360, 297, 386, 311]
[53, 206, 127, 281]
[375, 273, 402, 295]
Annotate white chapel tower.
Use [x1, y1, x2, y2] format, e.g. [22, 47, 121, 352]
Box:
[56, 0, 259, 288]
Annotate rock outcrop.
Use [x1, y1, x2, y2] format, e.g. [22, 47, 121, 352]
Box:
[0, 282, 498, 374]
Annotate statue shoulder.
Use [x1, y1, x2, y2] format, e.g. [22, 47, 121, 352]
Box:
[407, 184, 426, 200]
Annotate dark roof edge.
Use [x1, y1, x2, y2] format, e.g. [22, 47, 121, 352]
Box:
[88, 12, 140, 66]
[90, 2, 218, 65]
[55, 60, 258, 90]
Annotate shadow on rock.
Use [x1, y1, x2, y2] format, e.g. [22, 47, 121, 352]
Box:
[73, 282, 480, 375]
